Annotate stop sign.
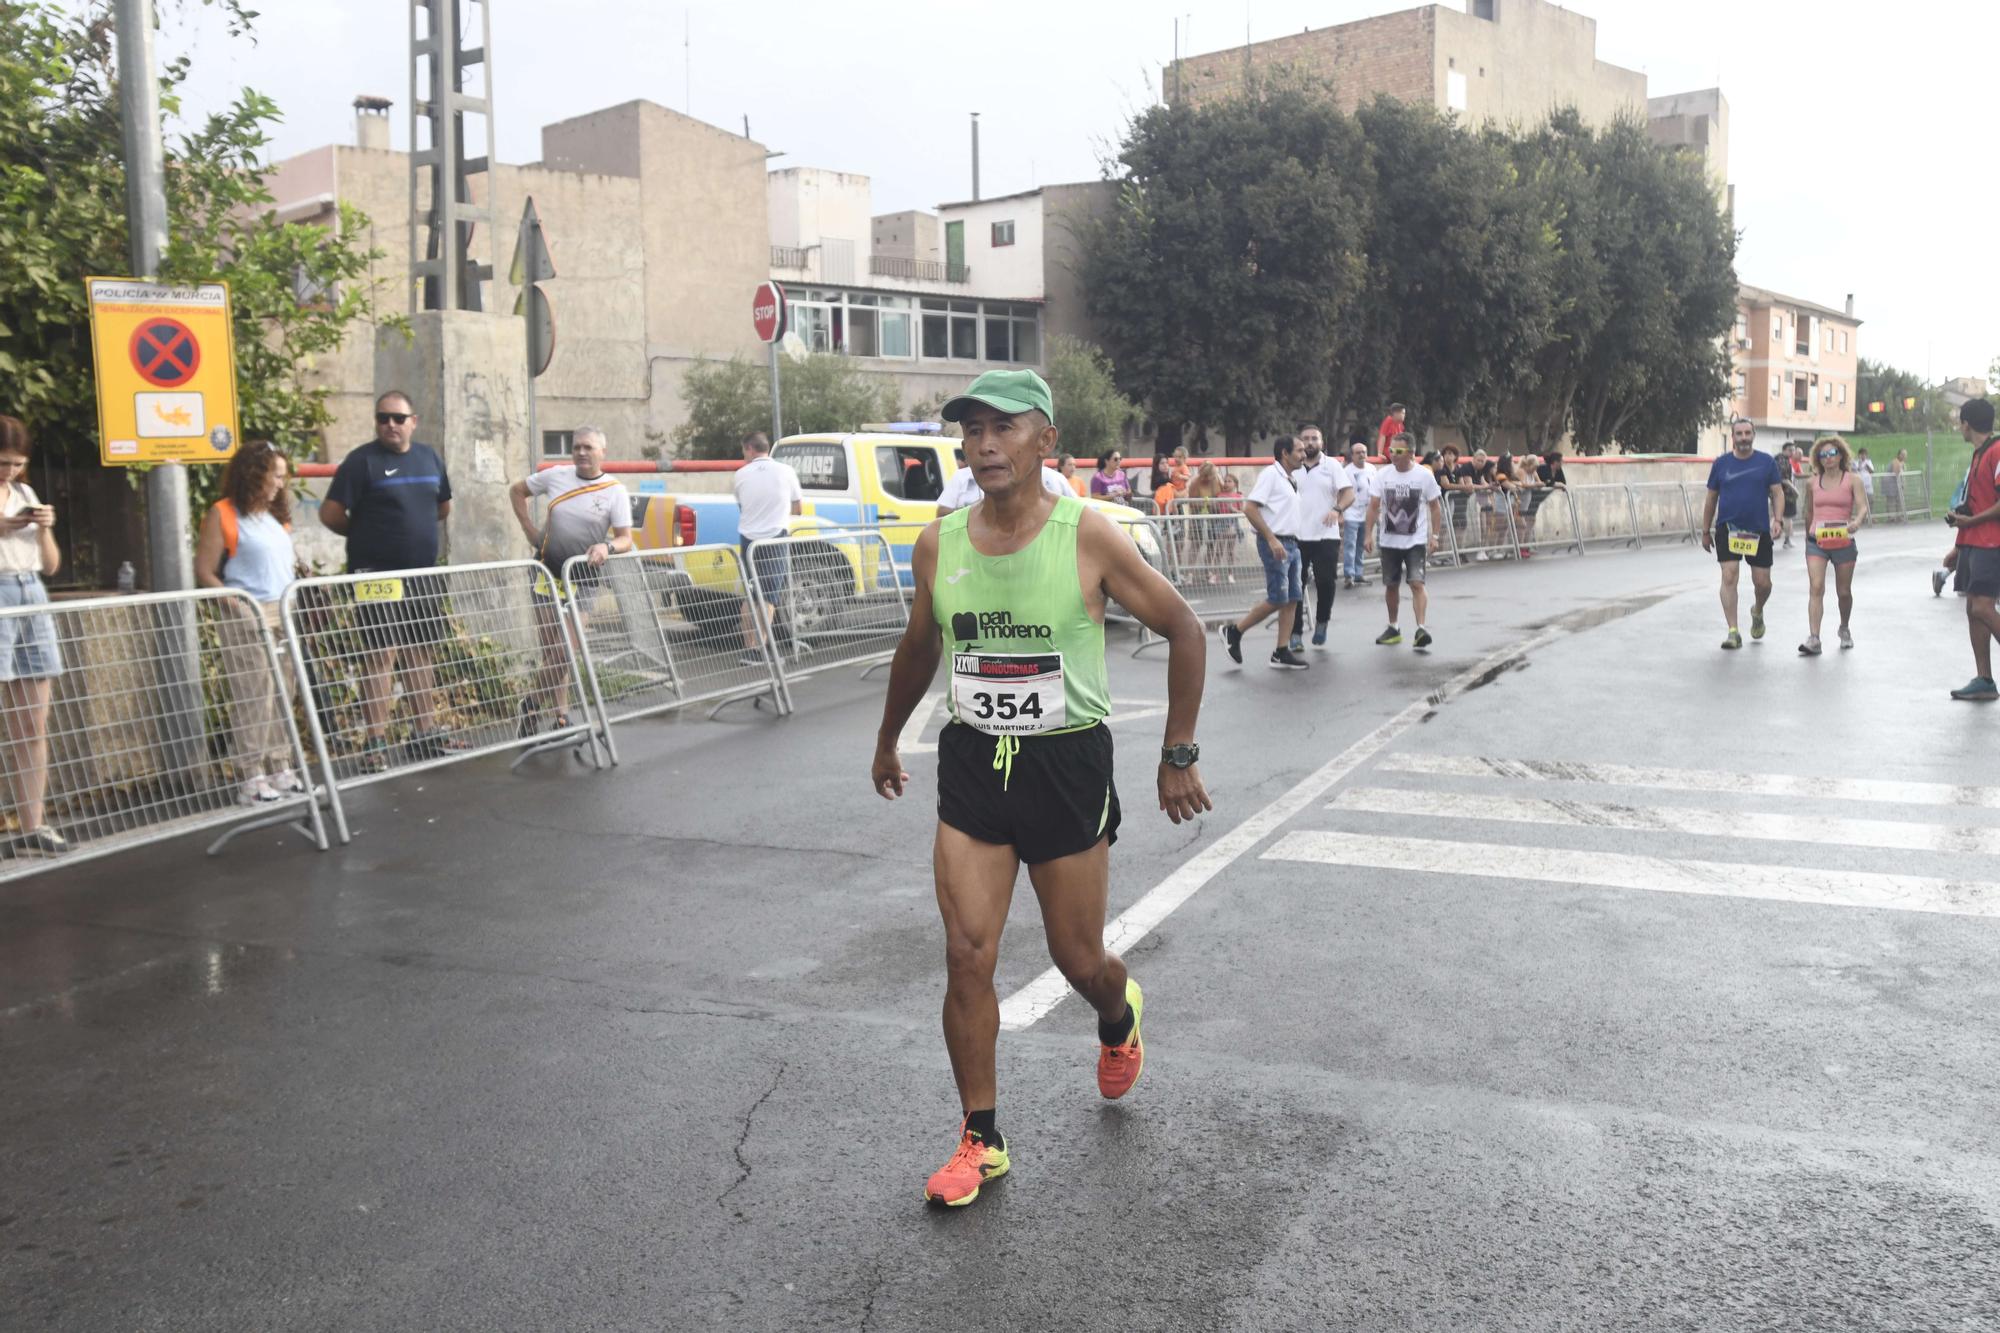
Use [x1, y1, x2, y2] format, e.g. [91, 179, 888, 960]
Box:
[752, 281, 787, 344]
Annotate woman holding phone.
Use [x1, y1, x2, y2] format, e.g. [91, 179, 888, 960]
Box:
[0, 415, 67, 856]
[1799, 435, 1870, 656]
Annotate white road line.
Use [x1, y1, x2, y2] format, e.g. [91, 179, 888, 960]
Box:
[997, 629, 1562, 1030]
[1333, 787, 2000, 856]
[1379, 754, 2000, 810]
[1261, 831, 2000, 920]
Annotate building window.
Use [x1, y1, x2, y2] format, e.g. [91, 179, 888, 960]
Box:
[541, 429, 573, 460]
[1795, 320, 1811, 357]
[1474, 0, 1495, 18]
[1823, 328, 1833, 352]
[1734, 314, 1748, 345]
[1838, 330, 1847, 354]
[1838, 383, 1847, 405]
[991, 220, 1015, 247]
[1772, 314, 1783, 339]
[1823, 379, 1833, 403]
[1734, 372, 1747, 399]
[1770, 375, 1780, 400]
[1794, 376, 1810, 412]
[1447, 69, 1468, 111]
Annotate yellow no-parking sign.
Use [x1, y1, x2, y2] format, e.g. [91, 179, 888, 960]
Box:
[85, 278, 241, 466]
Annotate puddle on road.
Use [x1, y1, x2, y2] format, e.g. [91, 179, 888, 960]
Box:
[1422, 591, 1675, 719]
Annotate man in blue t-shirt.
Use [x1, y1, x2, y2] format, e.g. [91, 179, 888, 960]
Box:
[1699, 417, 1786, 651]
[320, 389, 462, 771]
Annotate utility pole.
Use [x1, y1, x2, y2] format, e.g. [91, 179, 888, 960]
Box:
[115, 0, 192, 593]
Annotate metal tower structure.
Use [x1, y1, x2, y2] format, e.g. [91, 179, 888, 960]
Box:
[409, 0, 495, 312]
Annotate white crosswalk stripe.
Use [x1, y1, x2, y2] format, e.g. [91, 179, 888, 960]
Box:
[1378, 754, 2000, 810]
[1333, 787, 2000, 856]
[1272, 754, 2000, 921]
[1262, 831, 2000, 920]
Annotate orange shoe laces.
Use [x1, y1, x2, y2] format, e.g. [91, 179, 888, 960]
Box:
[945, 1131, 989, 1174]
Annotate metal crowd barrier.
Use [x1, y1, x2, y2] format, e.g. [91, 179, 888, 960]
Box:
[1516, 485, 1584, 557]
[1626, 482, 1701, 546]
[1566, 483, 1647, 550]
[1871, 470, 1929, 524]
[563, 544, 787, 751]
[0, 586, 331, 884]
[747, 529, 909, 710]
[283, 560, 603, 831]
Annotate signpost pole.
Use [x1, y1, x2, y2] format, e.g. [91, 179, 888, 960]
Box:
[115, 0, 193, 594]
[769, 339, 782, 443]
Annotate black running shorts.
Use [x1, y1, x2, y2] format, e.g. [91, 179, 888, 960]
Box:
[1714, 524, 1774, 569]
[937, 721, 1121, 865]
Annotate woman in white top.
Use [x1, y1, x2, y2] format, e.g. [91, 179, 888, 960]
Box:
[0, 415, 67, 856]
[195, 441, 304, 805]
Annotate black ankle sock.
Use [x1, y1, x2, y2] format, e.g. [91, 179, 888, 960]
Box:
[965, 1107, 998, 1145]
[1098, 1003, 1134, 1047]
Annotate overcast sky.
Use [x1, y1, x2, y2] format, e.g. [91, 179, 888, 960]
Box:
[161, 0, 1996, 382]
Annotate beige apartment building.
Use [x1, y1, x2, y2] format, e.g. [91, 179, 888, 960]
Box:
[1726, 285, 1861, 452]
[268, 99, 1111, 465]
[1172, 0, 1727, 199]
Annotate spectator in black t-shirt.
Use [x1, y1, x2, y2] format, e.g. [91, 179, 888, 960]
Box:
[319, 390, 462, 771]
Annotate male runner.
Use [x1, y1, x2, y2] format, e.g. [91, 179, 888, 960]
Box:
[1700, 417, 1785, 650]
[1945, 398, 2000, 700]
[871, 368, 1212, 1208]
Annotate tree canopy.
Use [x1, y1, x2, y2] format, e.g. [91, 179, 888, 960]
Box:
[671, 352, 900, 460]
[1083, 90, 1738, 454]
[0, 1, 390, 507]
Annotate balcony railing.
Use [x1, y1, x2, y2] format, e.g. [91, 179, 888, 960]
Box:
[771, 245, 811, 269]
[869, 255, 971, 284]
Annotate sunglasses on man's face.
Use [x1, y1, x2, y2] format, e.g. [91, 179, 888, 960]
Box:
[376, 412, 412, 425]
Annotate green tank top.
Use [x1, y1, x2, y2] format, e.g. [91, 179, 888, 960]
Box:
[932, 494, 1110, 738]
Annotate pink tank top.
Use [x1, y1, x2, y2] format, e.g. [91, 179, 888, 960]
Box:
[1810, 474, 1854, 529]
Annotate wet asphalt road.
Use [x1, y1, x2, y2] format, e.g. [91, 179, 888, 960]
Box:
[4, 524, 1997, 1331]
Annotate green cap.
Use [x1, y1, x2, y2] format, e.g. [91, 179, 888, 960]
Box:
[940, 368, 1055, 426]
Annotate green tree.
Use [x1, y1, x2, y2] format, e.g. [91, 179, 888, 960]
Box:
[1854, 357, 1952, 434]
[1041, 334, 1139, 458]
[671, 352, 899, 459]
[1083, 83, 1371, 453]
[0, 0, 392, 568]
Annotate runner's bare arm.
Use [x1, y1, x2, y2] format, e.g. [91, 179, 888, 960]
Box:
[319, 498, 350, 536]
[1699, 489, 1717, 550]
[873, 522, 945, 800]
[1365, 495, 1381, 552]
[1767, 483, 1784, 532]
[1083, 510, 1213, 825]
[1851, 473, 1870, 530]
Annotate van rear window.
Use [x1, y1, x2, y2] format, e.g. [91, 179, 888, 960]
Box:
[774, 443, 847, 490]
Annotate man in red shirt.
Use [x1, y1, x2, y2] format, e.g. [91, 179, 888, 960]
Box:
[1376, 403, 1407, 456]
[1946, 398, 2000, 700]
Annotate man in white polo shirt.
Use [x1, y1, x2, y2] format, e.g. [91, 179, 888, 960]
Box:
[1291, 424, 1355, 651]
[936, 446, 1068, 515]
[733, 431, 804, 661]
[1218, 434, 1309, 671]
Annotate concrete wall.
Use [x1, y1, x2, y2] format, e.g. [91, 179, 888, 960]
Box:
[872, 209, 939, 263]
[1041, 182, 1118, 349]
[768, 168, 874, 283]
[1173, 5, 1437, 113]
[1432, 1, 1645, 129]
[937, 194, 1046, 299]
[1648, 87, 1730, 195]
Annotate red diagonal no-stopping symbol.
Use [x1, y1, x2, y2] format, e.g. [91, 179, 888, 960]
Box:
[129, 318, 201, 388]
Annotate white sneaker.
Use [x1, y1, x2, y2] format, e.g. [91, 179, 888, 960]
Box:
[268, 767, 307, 794]
[238, 776, 281, 806]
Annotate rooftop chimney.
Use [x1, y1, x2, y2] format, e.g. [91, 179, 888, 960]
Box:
[1844, 293, 1854, 318]
[353, 95, 392, 151]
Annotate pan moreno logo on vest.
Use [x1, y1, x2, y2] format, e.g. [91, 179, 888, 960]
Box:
[951, 609, 1051, 642]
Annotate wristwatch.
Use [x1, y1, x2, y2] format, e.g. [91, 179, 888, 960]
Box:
[1160, 742, 1200, 769]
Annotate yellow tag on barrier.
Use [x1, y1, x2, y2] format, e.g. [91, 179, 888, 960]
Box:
[533, 571, 555, 599]
[1727, 531, 1760, 556]
[353, 578, 405, 604]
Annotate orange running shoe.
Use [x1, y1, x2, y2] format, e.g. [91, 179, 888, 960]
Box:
[1096, 977, 1145, 1099]
[922, 1121, 1010, 1207]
